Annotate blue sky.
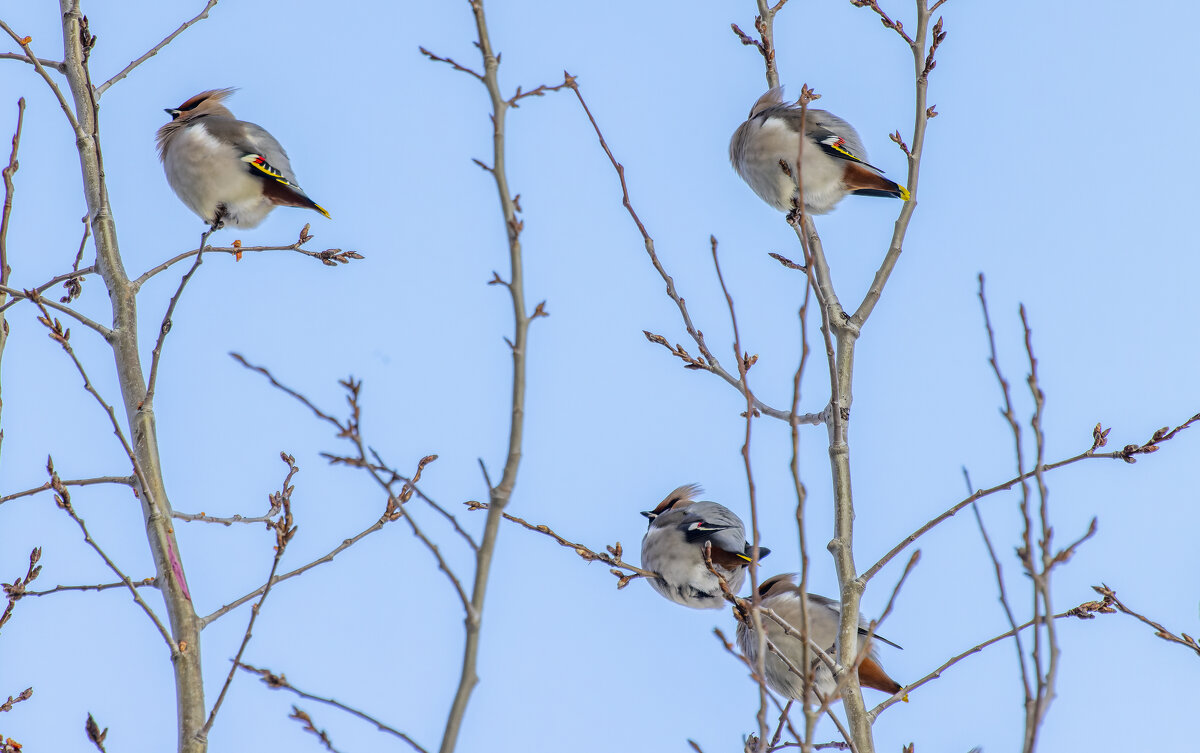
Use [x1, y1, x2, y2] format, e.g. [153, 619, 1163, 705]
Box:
[1, 1, 1198, 751]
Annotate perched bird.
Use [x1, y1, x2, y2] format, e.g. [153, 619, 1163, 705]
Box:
[640, 484, 770, 610]
[735, 573, 904, 704]
[157, 89, 330, 229]
[729, 87, 910, 215]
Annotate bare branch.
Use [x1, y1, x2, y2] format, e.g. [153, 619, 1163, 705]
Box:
[0, 52, 65, 71]
[418, 46, 483, 80]
[467, 500, 656, 584]
[0, 286, 111, 338]
[1, 475, 133, 507]
[239, 662, 429, 753]
[144, 223, 221, 408]
[967, 470, 1031, 699]
[46, 458, 175, 651]
[133, 224, 362, 289]
[0, 23, 79, 130]
[96, 0, 220, 96]
[567, 80, 819, 427]
[196, 454, 299, 743]
[24, 577, 154, 597]
[1084, 584, 1200, 658]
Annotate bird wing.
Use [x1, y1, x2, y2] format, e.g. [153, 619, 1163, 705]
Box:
[201, 116, 329, 218]
[799, 592, 904, 650]
[804, 110, 887, 174]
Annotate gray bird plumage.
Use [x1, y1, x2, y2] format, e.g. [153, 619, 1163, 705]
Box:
[157, 88, 329, 229]
[640, 484, 770, 610]
[735, 573, 903, 703]
[729, 87, 909, 214]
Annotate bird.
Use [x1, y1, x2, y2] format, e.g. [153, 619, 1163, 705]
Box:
[640, 484, 770, 610]
[156, 88, 330, 229]
[735, 573, 904, 704]
[729, 87, 909, 215]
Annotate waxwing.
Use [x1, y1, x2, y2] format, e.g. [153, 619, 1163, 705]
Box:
[729, 88, 909, 215]
[735, 574, 903, 704]
[156, 89, 329, 229]
[640, 484, 770, 610]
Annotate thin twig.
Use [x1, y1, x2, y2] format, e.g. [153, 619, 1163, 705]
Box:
[0, 52, 65, 71]
[966, 468, 1030, 698]
[0, 265, 98, 316]
[859, 423, 1196, 584]
[1, 286, 111, 338]
[196, 454, 299, 742]
[1087, 584, 1200, 657]
[96, 0, 220, 96]
[568, 80, 820, 427]
[467, 500, 656, 583]
[144, 224, 219, 408]
[0, 23, 79, 131]
[711, 235, 770, 750]
[132, 224, 361, 289]
[46, 458, 175, 650]
[0, 475, 134, 506]
[239, 662, 429, 753]
[24, 578, 154, 597]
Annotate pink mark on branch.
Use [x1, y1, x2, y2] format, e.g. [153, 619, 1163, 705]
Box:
[167, 537, 192, 601]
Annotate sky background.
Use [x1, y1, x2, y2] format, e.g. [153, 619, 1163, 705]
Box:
[1, 1, 1198, 752]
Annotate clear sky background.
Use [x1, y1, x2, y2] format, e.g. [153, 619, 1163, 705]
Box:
[1, 1, 1198, 752]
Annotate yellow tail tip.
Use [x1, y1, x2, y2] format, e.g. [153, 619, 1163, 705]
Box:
[314, 203, 331, 219]
[898, 186, 911, 202]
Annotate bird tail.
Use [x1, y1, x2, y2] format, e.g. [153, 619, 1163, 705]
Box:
[843, 161, 911, 202]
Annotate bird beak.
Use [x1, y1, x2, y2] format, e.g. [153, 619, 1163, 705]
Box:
[164, 108, 179, 119]
[640, 510, 655, 520]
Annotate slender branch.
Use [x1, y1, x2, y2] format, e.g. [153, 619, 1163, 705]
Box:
[0, 23, 79, 130]
[144, 224, 220, 408]
[195, 454, 299, 742]
[230, 352, 345, 430]
[568, 81, 819, 426]
[46, 458, 175, 650]
[1087, 584, 1200, 658]
[0, 52, 65, 71]
[467, 501, 656, 583]
[859, 424, 1195, 584]
[967, 469, 1031, 699]
[1, 475, 134, 506]
[711, 235, 771, 749]
[869, 607, 1083, 719]
[25, 578, 154, 597]
[132, 224, 361, 289]
[0, 99, 23, 411]
[0, 286, 111, 338]
[0, 265, 98, 316]
[96, 0, 220, 96]
[199, 512, 390, 628]
[239, 662, 429, 753]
